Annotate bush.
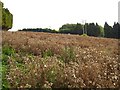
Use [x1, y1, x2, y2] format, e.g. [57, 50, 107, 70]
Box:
[81, 34, 88, 36]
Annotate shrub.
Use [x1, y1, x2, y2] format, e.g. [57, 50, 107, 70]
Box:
[81, 34, 88, 36]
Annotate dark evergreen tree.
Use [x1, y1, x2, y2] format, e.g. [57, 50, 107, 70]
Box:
[87, 23, 96, 36]
[104, 22, 113, 38]
[112, 22, 120, 38]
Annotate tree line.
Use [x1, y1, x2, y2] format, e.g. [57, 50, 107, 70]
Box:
[19, 22, 120, 39]
[19, 28, 58, 33]
[0, 1, 13, 30]
[0, 1, 119, 39]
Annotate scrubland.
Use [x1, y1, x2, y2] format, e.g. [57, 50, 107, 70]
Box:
[2, 31, 120, 88]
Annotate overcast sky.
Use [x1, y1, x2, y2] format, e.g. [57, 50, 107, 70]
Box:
[1, 0, 119, 31]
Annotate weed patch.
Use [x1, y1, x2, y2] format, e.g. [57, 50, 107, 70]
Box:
[2, 45, 16, 88]
[59, 46, 76, 64]
[41, 49, 54, 58]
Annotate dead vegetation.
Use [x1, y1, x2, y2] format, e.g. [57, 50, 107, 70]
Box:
[2, 31, 120, 88]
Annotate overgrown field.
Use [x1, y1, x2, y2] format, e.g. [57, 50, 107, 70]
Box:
[2, 31, 120, 88]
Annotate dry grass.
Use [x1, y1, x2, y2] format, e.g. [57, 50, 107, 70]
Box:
[2, 31, 120, 88]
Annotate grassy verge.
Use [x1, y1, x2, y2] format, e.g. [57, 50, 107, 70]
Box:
[2, 45, 15, 88]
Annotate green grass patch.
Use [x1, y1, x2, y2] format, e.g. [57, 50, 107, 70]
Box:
[1, 45, 16, 89]
[59, 46, 76, 64]
[41, 49, 54, 58]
